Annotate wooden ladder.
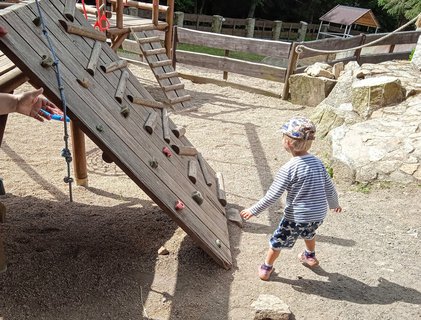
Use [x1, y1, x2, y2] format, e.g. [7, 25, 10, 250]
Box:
[132, 30, 196, 113]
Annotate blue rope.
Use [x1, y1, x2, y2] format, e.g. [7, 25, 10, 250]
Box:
[35, 0, 73, 202]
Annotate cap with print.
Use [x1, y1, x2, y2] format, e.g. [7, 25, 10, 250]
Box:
[280, 116, 316, 140]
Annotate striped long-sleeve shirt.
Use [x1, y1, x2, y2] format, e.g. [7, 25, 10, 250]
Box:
[249, 154, 339, 223]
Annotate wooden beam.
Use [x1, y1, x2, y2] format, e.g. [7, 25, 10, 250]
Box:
[100, 59, 128, 73]
[63, 0, 76, 22]
[162, 108, 170, 143]
[109, 0, 169, 12]
[216, 172, 227, 206]
[86, 40, 102, 75]
[111, 33, 129, 51]
[115, 70, 130, 103]
[144, 111, 158, 134]
[70, 121, 88, 186]
[128, 96, 164, 109]
[171, 145, 198, 156]
[59, 20, 107, 42]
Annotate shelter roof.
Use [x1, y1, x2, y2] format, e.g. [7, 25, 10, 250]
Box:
[319, 5, 380, 28]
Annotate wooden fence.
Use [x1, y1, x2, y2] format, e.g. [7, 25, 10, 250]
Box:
[136, 10, 318, 41]
[172, 27, 291, 96]
[120, 26, 420, 98]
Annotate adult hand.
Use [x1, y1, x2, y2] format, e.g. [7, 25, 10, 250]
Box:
[15, 88, 62, 122]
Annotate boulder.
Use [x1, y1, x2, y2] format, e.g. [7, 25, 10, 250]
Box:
[351, 76, 406, 119]
[289, 74, 336, 107]
[251, 294, 291, 320]
[305, 62, 335, 79]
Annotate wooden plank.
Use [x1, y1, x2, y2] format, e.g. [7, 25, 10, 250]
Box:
[2, 0, 230, 262]
[48, 0, 226, 221]
[176, 27, 291, 58]
[49, 0, 229, 252]
[161, 108, 170, 143]
[363, 30, 421, 46]
[176, 50, 287, 82]
[297, 35, 365, 59]
[359, 52, 412, 64]
[163, 83, 184, 91]
[156, 71, 179, 80]
[45, 0, 225, 220]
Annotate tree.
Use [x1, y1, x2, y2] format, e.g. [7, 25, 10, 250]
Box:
[378, 0, 421, 24]
[247, 0, 265, 18]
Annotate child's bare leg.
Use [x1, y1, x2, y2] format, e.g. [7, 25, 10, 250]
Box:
[265, 248, 281, 266]
[304, 238, 316, 252]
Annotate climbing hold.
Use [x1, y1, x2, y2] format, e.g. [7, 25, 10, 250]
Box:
[149, 158, 159, 169]
[32, 17, 41, 27]
[96, 124, 103, 132]
[120, 106, 130, 118]
[162, 146, 172, 157]
[191, 191, 203, 205]
[41, 55, 54, 68]
[215, 239, 222, 248]
[0, 26, 7, 37]
[175, 200, 185, 211]
[77, 78, 91, 88]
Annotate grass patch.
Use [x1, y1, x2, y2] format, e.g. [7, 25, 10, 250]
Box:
[354, 182, 371, 194]
[177, 43, 264, 63]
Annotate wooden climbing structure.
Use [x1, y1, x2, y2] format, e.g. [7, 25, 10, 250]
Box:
[0, 0, 232, 269]
[132, 30, 193, 112]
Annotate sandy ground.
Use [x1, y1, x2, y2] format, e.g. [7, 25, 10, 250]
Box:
[0, 63, 420, 320]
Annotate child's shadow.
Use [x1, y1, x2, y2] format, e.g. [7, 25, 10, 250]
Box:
[271, 267, 421, 305]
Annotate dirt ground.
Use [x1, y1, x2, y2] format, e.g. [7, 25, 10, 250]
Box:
[0, 63, 420, 320]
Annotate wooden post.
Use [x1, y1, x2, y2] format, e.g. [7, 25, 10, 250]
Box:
[70, 121, 88, 186]
[211, 15, 223, 33]
[165, 0, 175, 57]
[354, 34, 366, 65]
[63, 0, 77, 22]
[245, 18, 255, 38]
[297, 21, 308, 41]
[86, 41, 103, 76]
[174, 11, 184, 27]
[272, 20, 282, 40]
[282, 42, 300, 100]
[216, 172, 227, 206]
[152, 0, 159, 26]
[115, 70, 130, 103]
[116, 0, 123, 29]
[223, 50, 229, 80]
[0, 115, 7, 148]
[319, 24, 328, 39]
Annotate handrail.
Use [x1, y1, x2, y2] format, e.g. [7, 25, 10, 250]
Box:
[108, 0, 169, 13]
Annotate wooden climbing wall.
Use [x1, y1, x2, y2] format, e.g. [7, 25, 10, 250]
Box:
[0, 0, 232, 269]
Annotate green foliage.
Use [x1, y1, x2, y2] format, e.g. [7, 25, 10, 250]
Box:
[355, 183, 371, 194]
[177, 43, 264, 62]
[378, 0, 421, 20]
[174, 0, 195, 12]
[409, 48, 415, 61]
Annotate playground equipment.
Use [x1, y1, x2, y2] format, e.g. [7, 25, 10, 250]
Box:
[0, 0, 232, 269]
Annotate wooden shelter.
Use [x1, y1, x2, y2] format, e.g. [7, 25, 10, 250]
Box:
[0, 0, 233, 269]
[317, 5, 380, 39]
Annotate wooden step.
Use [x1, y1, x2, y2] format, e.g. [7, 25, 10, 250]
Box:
[144, 48, 167, 56]
[156, 71, 179, 80]
[163, 83, 185, 92]
[150, 59, 172, 68]
[168, 95, 191, 105]
[129, 96, 165, 109]
[130, 22, 168, 33]
[136, 36, 161, 44]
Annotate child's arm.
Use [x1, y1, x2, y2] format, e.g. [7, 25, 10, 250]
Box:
[324, 170, 341, 211]
[241, 166, 290, 219]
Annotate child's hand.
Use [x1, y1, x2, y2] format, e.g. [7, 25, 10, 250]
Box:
[240, 209, 254, 220]
[332, 207, 342, 213]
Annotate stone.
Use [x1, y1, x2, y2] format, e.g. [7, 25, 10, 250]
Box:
[226, 208, 243, 228]
[251, 294, 291, 320]
[158, 246, 169, 255]
[305, 62, 335, 79]
[289, 74, 336, 107]
[352, 76, 406, 119]
[332, 62, 344, 79]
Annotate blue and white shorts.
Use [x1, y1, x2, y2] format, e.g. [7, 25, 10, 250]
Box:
[269, 217, 323, 250]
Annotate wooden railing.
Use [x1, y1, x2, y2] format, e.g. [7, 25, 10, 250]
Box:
[282, 30, 421, 98]
[169, 27, 420, 98]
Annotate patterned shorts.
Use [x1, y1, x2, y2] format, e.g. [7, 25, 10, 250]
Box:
[269, 217, 323, 250]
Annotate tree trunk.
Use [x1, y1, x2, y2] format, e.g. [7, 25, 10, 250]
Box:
[247, 0, 258, 18]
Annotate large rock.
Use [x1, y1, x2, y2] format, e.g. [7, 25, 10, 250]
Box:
[352, 76, 406, 119]
[331, 95, 421, 184]
[311, 61, 361, 137]
[289, 73, 336, 107]
[305, 62, 335, 79]
[251, 294, 291, 320]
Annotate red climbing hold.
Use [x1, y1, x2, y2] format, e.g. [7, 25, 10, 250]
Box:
[175, 200, 185, 211]
[162, 146, 172, 157]
[0, 26, 8, 37]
